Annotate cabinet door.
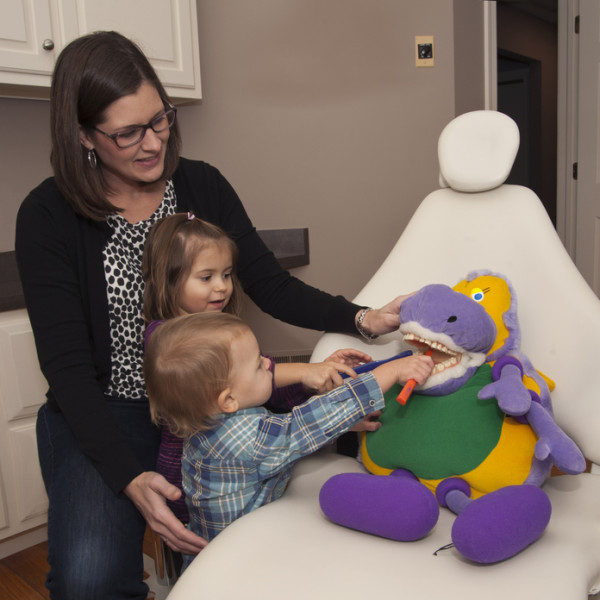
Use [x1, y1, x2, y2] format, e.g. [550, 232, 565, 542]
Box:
[67, 0, 201, 98]
[0, 310, 49, 543]
[0, 0, 57, 86]
[0, 0, 201, 101]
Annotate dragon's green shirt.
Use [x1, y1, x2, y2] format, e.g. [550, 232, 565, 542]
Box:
[364, 364, 505, 480]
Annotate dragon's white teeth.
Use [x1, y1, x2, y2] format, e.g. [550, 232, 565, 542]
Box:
[432, 355, 460, 374]
[403, 332, 460, 358]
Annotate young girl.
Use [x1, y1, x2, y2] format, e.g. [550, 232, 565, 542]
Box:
[142, 212, 377, 524]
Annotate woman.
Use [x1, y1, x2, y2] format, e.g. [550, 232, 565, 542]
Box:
[15, 31, 406, 599]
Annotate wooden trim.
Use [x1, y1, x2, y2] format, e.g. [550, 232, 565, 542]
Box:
[0, 228, 310, 313]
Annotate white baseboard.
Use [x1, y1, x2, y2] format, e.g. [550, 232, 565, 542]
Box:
[0, 524, 47, 560]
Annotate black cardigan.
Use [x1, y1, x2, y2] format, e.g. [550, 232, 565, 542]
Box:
[15, 158, 360, 494]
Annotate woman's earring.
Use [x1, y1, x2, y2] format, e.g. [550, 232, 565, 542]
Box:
[87, 149, 98, 169]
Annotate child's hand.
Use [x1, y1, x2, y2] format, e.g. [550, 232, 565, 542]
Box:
[300, 361, 359, 394]
[324, 348, 373, 369]
[372, 353, 434, 394]
[350, 410, 382, 432]
[394, 354, 435, 386]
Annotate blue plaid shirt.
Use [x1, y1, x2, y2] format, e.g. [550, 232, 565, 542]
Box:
[182, 372, 383, 545]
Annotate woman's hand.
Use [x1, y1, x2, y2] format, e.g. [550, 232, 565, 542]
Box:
[124, 471, 207, 555]
[356, 293, 416, 337]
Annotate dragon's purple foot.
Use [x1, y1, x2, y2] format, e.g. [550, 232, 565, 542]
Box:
[450, 485, 552, 563]
[319, 471, 439, 541]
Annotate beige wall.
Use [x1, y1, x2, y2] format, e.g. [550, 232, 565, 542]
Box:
[0, 98, 53, 251]
[0, 0, 486, 355]
[454, 0, 486, 115]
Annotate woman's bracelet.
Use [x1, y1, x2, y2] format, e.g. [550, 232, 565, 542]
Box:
[356, 307, 379, 341]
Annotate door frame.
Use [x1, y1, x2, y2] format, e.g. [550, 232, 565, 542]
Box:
[556, 0, 579, 256]
[483, 1, 498, 111]
[483, 0, 576, 256]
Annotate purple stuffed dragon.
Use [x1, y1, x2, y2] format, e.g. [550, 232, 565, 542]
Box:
[320, 271, 586, 563]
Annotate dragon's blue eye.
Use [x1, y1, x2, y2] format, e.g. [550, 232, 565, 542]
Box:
[471, 287, 484, 302]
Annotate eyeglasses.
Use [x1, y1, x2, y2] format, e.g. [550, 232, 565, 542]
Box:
[93, 107, 177, 149]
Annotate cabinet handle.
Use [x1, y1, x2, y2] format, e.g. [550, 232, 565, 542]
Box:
[42, 39, 55, 51]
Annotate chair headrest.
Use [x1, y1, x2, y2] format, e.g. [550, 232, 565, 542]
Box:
[438, 110, 520, 193]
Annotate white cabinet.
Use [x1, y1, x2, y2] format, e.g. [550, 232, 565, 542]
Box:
[0, 0, 201, 102]
[0, 0, 56, 79]
[0, 310, 49, 555]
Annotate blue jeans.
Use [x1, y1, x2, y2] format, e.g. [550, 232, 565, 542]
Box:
[37, 397, 161, 600]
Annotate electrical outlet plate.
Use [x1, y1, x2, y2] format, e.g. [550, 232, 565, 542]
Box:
[415, 35, 434, 67]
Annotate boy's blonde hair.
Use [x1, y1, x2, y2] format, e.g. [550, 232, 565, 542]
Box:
[144, 312, 250, 437]
[142, 213, 242, 323]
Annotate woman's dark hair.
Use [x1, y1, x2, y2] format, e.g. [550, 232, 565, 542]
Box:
[50, 31, 182, 221]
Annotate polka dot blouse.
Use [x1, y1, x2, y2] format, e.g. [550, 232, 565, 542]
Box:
[103, 180, 176, 399]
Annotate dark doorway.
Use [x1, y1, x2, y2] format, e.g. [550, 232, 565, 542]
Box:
[497, 51, 543, 206]
[496, 0, 558, 226]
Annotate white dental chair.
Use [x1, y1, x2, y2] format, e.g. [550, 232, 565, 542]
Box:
[167, 111, 600, 600]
